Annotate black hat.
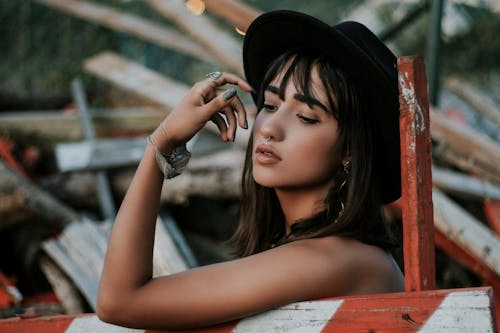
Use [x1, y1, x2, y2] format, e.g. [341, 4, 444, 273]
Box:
[243, 10, 401, 204]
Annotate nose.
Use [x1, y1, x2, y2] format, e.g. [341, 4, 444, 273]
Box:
[255, 106, 286, 142]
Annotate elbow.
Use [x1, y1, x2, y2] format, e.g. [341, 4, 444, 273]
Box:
[96, 292, 126, 326]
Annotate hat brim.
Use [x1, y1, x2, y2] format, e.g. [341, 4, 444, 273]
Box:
[243, 10, 401, 204]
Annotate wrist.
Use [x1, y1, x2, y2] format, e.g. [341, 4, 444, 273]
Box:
[151, 128, 175, 157]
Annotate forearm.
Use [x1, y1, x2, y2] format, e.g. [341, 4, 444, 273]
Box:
[98, 129, 170, 303]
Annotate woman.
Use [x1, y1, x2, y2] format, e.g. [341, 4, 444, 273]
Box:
[97, 10, 405, 329]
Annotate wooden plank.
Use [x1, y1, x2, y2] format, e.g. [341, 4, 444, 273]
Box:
[203, 0, 261, 32]
[0, 160, 78, 229]
[34, 0, 219, 65]
[39, 256, 86, 314]
[398, 56, 436, 291]
[432, 165, 500, 201]
[42, 219, 187, 311]
[445, 77, 500, 127]
[0, 287, 495, 332]
[84, 52, 254, 145]
[433, 188, 500, 277]
[484, 201, 500, 236]
[146, 0, 244, 75]
[55, 137, 146, 172]
[430, 107, 500, 181]
[84, 52, 189, 109]
[0, 108, 165, 142]
[434, 230, 500, 330]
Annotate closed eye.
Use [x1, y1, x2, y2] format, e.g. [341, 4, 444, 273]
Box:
[296, 114, 319, 124]
[262, 104, 278, 112]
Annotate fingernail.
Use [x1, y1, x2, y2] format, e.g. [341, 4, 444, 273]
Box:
[244, 119, 248, 129]
[223, 88, 237, 100]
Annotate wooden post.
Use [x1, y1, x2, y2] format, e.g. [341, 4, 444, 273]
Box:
[398, 56, 436, 291]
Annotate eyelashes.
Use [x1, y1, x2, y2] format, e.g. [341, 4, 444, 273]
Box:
[262, 104, 320, 125]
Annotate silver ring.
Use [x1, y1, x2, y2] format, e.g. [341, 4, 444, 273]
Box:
[206, 71, 222, 81]
[264, 136, 272, 143]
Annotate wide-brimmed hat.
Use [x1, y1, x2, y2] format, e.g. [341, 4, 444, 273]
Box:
[243, 10, 401, 204]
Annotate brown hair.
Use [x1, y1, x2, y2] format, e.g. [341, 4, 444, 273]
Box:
[230, 49, 396, 257]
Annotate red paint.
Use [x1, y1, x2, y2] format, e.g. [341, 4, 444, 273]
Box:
[0, 314, 75, 333]
[484, 201, 500, 236]
[397, 56, 436, 291]
[434, 229, 500, 330]
[0, 138, 28, 178]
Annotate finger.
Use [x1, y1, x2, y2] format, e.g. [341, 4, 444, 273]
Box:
[201, 87, 237, 117]
[222, 105, 237, 142]
[210, 113, 229, 141]
[206, 72, 254, 93]
[230, 94, 248, 129]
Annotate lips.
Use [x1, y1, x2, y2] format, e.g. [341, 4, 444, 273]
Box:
[255, 144, 281, 164]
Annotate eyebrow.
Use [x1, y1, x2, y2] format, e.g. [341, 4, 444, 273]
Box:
[265, 85, 329, 113]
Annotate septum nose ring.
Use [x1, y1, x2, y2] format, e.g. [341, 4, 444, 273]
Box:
[264, 136, 272, 143]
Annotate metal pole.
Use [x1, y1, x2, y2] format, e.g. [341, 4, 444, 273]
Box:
[72, 79, 116, 221]
[426, 0, 445, 106]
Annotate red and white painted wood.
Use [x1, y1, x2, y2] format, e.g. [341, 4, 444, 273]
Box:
[0, 287, 495, 333]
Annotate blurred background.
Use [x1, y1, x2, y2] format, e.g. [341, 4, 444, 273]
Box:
[0, 0, 499, 323]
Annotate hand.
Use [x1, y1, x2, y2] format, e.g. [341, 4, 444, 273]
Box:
[160, 72, 253, 146]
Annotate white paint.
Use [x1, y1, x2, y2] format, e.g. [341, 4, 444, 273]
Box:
[233, 300, 344, 333]
[66, 315, 145, 333]
[398, 73, 426, 132]
[418, 290, 495, 332]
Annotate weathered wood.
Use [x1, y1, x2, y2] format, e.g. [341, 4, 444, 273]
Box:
[430, 107, 500, 180]
[146, 0, 244, 74]
[39, 256, 86, 314]
[0, 287, 495, 332]
[0, 160, 78, 229]
[445, 77, 500, 127]
[56, 137, 146, 172]
[434, 230, 500, 330]
[433, 188, 500, 277]
[72, 79, 116, 220]
[484, 201, 500, 236]
[398, 56, 436, 291]
[84, 52, 254, 145]
[432, 165, 500, 201]
[437, 146, 500, 185]
[203, 0, 261, 32]
[85, 52, 188, 110]
[113, 148, 244, 203]
[42, 218, 187, 311]
[0, 108, 165, 142]
[34, 0, 219, 65]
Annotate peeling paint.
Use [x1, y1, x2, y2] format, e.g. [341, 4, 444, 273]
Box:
[399, 73, 426, 133]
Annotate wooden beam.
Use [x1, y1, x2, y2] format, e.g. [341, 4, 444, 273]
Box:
[34, 0, 219, 65]
[84, 52, 254, 145]
[0, 160, 78, 230]
[445, 77, 500, 127]
[430, 107, 500, 180]
[398, 56, 436, 291]
[0, 108, 166, 142]
[203, 0, 261, 32]
[433, 188, 500, 277]
[42, 218, 187, 311]
[437, 146, 500, 185]
[146, 0, 244, 75]
[434, 230, 500, 330]
[432, 165, 500, 201]
[0, 287, 495, 332]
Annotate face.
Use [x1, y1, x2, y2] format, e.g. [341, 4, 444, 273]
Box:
[252, 65, 342, 191]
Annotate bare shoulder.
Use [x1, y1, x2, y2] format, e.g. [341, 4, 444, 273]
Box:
[287, 236, 405, 296]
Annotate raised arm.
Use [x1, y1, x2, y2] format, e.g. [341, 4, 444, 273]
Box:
[96, 73, 359, 330]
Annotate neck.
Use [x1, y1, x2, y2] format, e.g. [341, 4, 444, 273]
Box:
[275, 181, 333, 235]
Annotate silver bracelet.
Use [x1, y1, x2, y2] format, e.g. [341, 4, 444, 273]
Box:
[146, 135, 191, 179]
